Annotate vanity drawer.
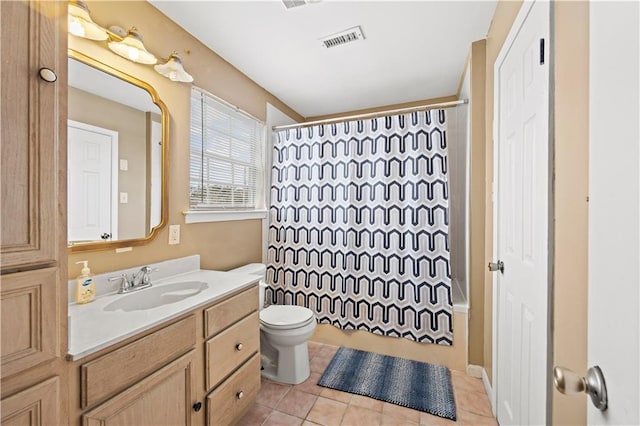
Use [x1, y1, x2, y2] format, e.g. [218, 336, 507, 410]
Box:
[205, 311, 259, 390]
[80, 315, 196, 408]
[204, 285, 258, 338]
[206, 353, 260, 425]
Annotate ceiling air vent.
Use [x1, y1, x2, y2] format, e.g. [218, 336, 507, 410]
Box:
[282, 0, 306, 9]
[320, 26, 365, 49]
[282, 0, 322, 9]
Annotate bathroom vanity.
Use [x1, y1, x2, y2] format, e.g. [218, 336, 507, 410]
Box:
[66, 258, 261, 425]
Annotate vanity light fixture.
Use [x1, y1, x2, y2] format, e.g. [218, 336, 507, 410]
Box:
[108, 27, 158, 65]
[67, 1, 193, 83]
[154, 52, 194, 83]
[68, 0, 108, 40]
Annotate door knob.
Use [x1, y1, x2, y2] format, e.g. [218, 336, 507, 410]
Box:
[488, 260, 504, 273]
[553, 366, 608, 411]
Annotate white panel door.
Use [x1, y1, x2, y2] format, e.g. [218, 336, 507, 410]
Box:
[68, 121, 118, 242]
[587, 2, 639, 424]
[149, 119, 162, 231]
[494, 1, 550, 424]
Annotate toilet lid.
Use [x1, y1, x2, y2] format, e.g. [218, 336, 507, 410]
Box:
[260, 305, 314, 328]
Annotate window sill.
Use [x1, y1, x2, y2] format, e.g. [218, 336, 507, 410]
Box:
[183, 210, 268, 224]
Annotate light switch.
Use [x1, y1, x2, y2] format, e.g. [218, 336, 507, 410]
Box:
[120, 159, 128, 171]
[119, 192, 128, 203]
[168, 224, 180, 245]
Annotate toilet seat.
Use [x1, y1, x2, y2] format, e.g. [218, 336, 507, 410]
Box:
[260, 305, 315, 329]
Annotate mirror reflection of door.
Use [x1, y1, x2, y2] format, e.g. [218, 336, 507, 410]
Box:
[68, 120, 118, 242]
[148, 119, 162, 233]
[68, 56, 163, 246]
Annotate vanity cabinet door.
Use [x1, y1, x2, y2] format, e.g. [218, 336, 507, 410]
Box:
[83, 351, 196, 426]
[1, 376, 60, 426]
[0, 0, 66, 271]
[1, 268, 60, 378]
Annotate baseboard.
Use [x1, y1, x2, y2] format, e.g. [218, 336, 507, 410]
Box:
[481, 367, 496, 415]
[466, 364, 483, 378]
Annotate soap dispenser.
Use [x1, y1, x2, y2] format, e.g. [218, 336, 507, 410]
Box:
[74, 260, 95, 304]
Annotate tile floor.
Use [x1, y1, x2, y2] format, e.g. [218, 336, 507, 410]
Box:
[237, 342, 498, 426]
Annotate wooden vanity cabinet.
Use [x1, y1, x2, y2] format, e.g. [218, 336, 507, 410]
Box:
[69, 284, 261, 426]
[0, 1, 68, 425]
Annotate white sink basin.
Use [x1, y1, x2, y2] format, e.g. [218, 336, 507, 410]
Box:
[104, 281, 209, 312]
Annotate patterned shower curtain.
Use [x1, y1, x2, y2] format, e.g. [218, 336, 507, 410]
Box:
[267, 110, 453, 345]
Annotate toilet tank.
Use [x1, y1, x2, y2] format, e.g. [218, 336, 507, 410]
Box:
[229, 263, 268, 309]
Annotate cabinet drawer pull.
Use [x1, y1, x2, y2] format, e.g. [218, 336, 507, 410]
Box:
[193, 402, 202, 412]
[236, 391, 244, 400]
[235, 343, 243, 351]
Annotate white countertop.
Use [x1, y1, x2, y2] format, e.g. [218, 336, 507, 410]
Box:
[68, 269, 258, 361]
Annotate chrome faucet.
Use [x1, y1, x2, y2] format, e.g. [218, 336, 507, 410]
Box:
[109, 266, 156, 294]
[132, 266, 153, 287]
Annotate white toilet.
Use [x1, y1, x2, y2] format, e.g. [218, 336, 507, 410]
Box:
[230, 263, 317, 384]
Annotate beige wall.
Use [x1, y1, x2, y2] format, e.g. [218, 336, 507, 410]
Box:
[467, 39, 487, 368]
[68, 87, 148, 240]
[553, 1, 589, 424]
[68, 1, 303, 278]
[306, 95, 458, 122]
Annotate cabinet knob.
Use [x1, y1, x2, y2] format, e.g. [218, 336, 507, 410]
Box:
[38, 67, 57, 83]
[236, 391, 244, 400]
[235, 343, 243, 351]
[192, 402, 202, 412]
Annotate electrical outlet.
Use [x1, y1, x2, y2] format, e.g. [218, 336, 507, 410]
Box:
[168, 224, 180, 245]
[119, 192, 128, 203]
[119, 159, 128, 171]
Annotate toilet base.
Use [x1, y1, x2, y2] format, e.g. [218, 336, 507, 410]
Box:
[260, 340, 311, 385]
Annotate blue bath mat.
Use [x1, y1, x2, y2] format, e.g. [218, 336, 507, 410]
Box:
[317, 347, 456, 420]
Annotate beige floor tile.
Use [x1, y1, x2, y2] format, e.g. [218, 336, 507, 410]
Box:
[450, 371, 486, 395]
[457, 409, 498, 425]
[302, 421, 321, 426]
[276, 389, 318, 419]
[454, 389, 493, 418]
[309, 355, 333, 374]
[419, 411, 457, 425]
[341, 404, 383, 426]
[380, 414, 419, 426]
[349, 394, 384, 413]
[319, 387, 352, 404]
[306, 396, 348, 425]
[263, 410, 304, 426]
[308, 341, 324, 358]
[316, 344, 340, 359]
[294, 372, 324, 395]
[382, 402, 421, 424]
[236, 403, 272, 426]
[257, 380, 292, 408]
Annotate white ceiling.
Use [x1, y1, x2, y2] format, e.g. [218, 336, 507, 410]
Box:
[150, 0, 496, 118]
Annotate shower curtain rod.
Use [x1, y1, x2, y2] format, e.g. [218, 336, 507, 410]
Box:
[272, 99, 468, 131]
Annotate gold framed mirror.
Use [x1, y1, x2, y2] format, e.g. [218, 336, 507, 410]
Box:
[68, 49, 169, 252]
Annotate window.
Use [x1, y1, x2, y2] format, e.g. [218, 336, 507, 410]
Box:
[187, 87, 265, 222]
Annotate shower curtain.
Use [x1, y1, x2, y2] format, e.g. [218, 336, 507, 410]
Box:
[267, 110, 453, 345]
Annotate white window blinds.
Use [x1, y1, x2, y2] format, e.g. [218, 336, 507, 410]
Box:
[190, 87, 264, 210]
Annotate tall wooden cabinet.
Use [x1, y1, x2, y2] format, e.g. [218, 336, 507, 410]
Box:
[0, 1, 68, 425]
